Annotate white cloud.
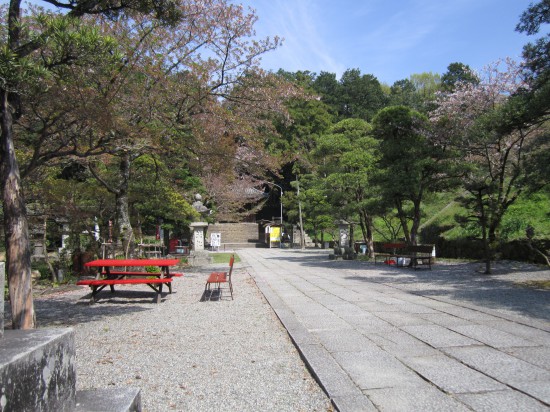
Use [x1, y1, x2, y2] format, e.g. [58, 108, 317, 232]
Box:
[242, 0, 528, 83]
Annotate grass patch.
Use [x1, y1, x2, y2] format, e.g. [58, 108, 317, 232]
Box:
[211, 252, 240, 264]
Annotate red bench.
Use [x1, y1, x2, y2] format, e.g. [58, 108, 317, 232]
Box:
[101, 271, 183, 278]
[76, 277, 173, 303]
[204, 255, 234, 300]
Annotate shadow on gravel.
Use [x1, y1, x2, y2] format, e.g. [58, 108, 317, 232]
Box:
[3, 290, 162, 329]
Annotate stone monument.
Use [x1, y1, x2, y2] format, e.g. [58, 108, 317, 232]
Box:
[329, 220, 356, 260]
[189, 194, 211, 265]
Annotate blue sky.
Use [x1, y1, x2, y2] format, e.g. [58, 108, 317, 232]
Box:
[239, 0, 533, 85]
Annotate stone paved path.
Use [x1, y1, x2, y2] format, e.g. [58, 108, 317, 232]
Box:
[238, 248, 550, 412]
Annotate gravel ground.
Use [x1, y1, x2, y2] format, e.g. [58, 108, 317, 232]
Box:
[18, 263, 333, 412]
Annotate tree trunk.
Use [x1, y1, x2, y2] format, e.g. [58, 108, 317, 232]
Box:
[43, 215, 56, 282]
[359, 210, 375, 258]
[395, 199, 411, 243]
[1, 89, 35, 329]
[296, 178, 305, 249]
[476, 189, 492, 274]
[365, 215, 374, 258]
[410, 198, 422, 246]
[116, 153, 134, 258]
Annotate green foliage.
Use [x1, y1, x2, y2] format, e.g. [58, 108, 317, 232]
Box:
[31, 262, 51, 280]
[130, 154, 199, 228]
[441, 62, 479, 92]
[410, 190, 550, 243]
[310, 69, 387, 122]
[500, 192, 550, 240]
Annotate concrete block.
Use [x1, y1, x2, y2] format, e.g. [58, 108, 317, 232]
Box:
[0, 328, 76, 412]
[76, 387, 141, 412]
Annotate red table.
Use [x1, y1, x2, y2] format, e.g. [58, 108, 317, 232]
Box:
[84, 258, 180, 278]
[79, 258, 182, 303]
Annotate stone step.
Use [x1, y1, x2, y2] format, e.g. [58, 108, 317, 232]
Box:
[75, 388, 141, 412]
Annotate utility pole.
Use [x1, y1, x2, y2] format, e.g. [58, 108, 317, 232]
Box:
[297, 177, 305, 249]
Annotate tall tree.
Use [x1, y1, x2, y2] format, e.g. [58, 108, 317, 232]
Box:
[312, 118, 380, 255]
[431, 59, 547, 273]
[337, 69, 387, 121]
[0, 0, 285, 328]
[388, 79, 419, 109]
[1, 3, 169, 328]
[373, 106, 460, 246]
[516, 0, 550, 88]
[441, 62, 480, 92]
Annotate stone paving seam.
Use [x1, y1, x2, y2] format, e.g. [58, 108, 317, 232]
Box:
[247, 259, 377, 412]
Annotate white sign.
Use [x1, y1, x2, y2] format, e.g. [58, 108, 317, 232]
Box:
[211, 233, 221, 248]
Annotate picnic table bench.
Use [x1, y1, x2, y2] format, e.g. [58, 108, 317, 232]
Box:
[374, 243, 435, 269]
[77, 258, 182, 303]
[407, 245, 435, 270]
[374, 243, 408, 264]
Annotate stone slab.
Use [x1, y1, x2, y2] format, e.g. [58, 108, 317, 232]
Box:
[484, 320, 550, 345]
[0, 328, 76, 412]
[366, 331, 441, 359]
[507, 380, 550, 405]
[504, 346, 550, 370]
[340, 314, 398, 333]
[75, 387, 141, 412]
[331, 393, 377, 412]
[365, 384, 471, 411]
[297, 343, 360, 398]
[443, 346, 550, 385]
[457, 389, 548, 412]
[402, 324, 480, 347]
[402, 354, 507, 394]
[332, 350, 423, 389]
[313, 328, 375, 353]
[448, 324, 540, 348]
[417, 312, 473, 327]
[372, 311, 431, 327]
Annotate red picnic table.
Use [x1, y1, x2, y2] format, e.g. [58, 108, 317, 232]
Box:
[77, 258, 183, 303]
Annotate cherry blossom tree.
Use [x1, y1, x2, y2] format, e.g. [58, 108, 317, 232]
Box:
[431, 59, 546, 273]
[1, 0, 291, 328]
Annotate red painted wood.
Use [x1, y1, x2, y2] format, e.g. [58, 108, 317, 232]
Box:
[84, 259, 180, 267]
[77, 278, 172, 286]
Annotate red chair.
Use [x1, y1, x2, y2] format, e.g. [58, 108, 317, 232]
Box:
[204, 255, 234, 300]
